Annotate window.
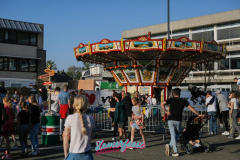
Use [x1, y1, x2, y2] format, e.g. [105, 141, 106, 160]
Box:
[30, 34, 37, 45]
[219, 59, 229, 70]
[4, 58, 8, 70]
[0, 30, 38, 46]
[0, 30, 4, 42]
[0, 58, 3, 70]
[9, 31, 17, 43]
[4, 31, 9, 42]
[9, 59, 16, 70]
[230, 58, 240, 69]
[18, 59, 29, 71]
[29, 60, 36, 71]
[11, 84, 21, 88]
[18, 32, 29, 45]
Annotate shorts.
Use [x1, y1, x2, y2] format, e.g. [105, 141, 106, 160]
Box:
[65, 150, 93, 160]
[59, 104, 69, 119]
[118, 122, 126, 128]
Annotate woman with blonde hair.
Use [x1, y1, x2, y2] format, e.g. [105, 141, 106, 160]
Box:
[228, 92, 240, 139]
[64, 95, 94, 160]
[129, 97, 146, 149]
[1, 97, 15, 159]
[28, 95, 40, 156]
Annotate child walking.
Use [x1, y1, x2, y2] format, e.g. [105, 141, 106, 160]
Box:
[2, 97, 16, 159]
[129, 97, 146, 149]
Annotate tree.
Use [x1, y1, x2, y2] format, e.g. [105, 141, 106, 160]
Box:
[46, 60, 57, 70]
[66, 66, 82, 80]
[83, 62, 90, 70]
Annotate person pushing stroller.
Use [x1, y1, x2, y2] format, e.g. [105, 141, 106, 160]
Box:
[161, 88, 204, 157]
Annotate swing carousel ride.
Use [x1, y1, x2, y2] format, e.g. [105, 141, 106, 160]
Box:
[73, 32, 226, 87]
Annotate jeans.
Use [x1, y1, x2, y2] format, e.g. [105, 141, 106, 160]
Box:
[168, 120, 181, 153]
[29, 123, 40, 151]
[230, 109, 240, 136]
[65, 150, 94, 160]
[60, 118, 66, 135]
[208, 111, 217, 133]
[221, 110, 229, 131]
[19, 124, 31, 153]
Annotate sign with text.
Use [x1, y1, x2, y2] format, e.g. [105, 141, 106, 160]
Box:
[100, 82, 123, 90]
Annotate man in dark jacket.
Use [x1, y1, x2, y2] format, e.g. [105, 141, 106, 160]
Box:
[122, 92, 133, 139]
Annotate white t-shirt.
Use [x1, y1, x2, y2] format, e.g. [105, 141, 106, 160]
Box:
[132, 106, 143, 117]
[206, 96, 216, 112]
[152, 98, 157, 105]
[147, 97, 152, 105]
[231, 98, 239, 109]
[65, 113, 95, 153]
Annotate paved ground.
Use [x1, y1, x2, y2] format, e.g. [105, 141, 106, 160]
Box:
[1, 128, 240, 160]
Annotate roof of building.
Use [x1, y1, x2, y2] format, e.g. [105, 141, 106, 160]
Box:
[122, 9, 240, 39]
[0, 18, 42, 33]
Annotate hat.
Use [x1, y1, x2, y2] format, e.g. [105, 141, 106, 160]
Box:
[216, 90, 221, 94]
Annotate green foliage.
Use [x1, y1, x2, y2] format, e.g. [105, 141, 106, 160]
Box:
[46, 60, 57, 70]
[66, 66, 82, 80]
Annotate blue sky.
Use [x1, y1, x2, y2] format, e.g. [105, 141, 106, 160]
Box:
[1, 0, 239, 71]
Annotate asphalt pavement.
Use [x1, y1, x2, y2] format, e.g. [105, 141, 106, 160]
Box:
[1, 128, 240, 160]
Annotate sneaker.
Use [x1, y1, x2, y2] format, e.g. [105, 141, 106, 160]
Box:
[219, 124, 223, 128]
[165, 144, 170, 156]
[20, 152, 27, 158]
[222, 131, 230, 135]
[228, 136, 234, 139]
[128, 147, 133, 150]
[235, 135, 240, 139]
[208, 132, 213, 135]
[112, 137, 116, 141]
[111, 127, 114, 130]
[31, 151, 37, 156]
[172, 152, 179, 157]
[2, 154, 11, 159]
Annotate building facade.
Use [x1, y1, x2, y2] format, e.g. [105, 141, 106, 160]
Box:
[122, 9, 240, 91]
[0, 18, 46, 88]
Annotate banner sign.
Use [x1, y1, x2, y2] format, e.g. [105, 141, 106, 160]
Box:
[100, 82, 123, 90]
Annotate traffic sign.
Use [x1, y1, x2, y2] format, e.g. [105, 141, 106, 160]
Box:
[38, 73, 55, 79]
[43, 82, 53, 86]
[44, 69, 55, 74]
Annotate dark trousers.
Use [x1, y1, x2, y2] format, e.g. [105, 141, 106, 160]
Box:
[217, 105, 223, 123]
[221, 110, 229, 131]
[110, 112, 118, 137]
[19, 124, 31, 153]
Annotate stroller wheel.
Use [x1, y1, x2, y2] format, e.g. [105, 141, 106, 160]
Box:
[186, 144, 193, 154]
[203, 142, 211, 153]
[180, 144, 185, 151]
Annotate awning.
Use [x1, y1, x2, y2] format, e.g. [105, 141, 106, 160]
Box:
[0, 55, 41, 60]
[0, 18, 42, 33]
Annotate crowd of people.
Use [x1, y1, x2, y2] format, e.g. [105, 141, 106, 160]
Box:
[1, 79, 240, 159]
[0, 81, 40, 159]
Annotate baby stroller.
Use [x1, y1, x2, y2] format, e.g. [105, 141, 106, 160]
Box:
[179, 115, 211, 154]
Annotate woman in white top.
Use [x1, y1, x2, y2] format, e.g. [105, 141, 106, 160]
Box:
[152, 94, 157, 105]
[63, 95, 95, 160]
[228, 92, 240, 139]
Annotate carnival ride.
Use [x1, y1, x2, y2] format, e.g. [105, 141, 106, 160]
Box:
[73, 32, 226, 87]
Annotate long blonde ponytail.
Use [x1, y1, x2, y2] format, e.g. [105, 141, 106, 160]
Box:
[74, 95, 89, 135]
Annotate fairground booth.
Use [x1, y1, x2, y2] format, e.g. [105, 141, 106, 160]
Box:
[74, 32, 226, 101]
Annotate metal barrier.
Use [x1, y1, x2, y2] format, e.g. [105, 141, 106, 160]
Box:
[89, 105, 166, 140]
[89, 105, 222, 140]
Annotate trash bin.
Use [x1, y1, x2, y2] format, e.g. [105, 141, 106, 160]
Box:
[41, 114, 60, 145]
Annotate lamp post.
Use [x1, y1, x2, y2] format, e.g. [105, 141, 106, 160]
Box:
[167, 0, 170, 39]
